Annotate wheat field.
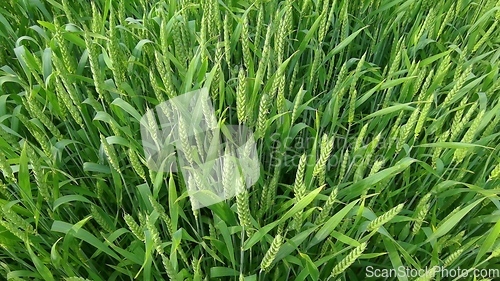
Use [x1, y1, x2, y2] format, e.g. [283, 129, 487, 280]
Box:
[0, 0, 499, 280]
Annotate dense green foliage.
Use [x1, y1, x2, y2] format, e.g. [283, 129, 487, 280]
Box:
[0, 0, 499, 280]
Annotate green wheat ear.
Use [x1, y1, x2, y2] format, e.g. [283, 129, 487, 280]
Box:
[260, 228, 284, 272]
[367, 203, 404, 232]
[330, 242, 368, 279]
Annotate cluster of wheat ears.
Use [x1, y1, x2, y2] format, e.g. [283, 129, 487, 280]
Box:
[0, 0, 499, 280]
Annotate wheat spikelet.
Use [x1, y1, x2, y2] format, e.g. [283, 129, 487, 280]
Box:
[412, 193, 432, 234]
[437, 4, 455, 38]
[149, 68, 164, 101]
[414, 93, 434, 141]
[154, 52, 176, 99]
[54, 75, 84, 127]
[318, 0, 332, 43]
[432, 129, 449, 167]
[220, 14, 231, 67]
[369, 159, 385, 177]
[159, 18, 169, 54]
[53, 63, 81, 108]
[276, 72, 286, 114]
[416, 69, 435, 101]
[201, 92, 217, 130]
[146, 215, 164, 256]
[236, 67, 248, 124]
[22, 53, 44, 87]
[0, 151, 15, 183]
[449, 97, 469, 140]
[339, 1, 349, 41]
[489, 163, 500, 181]
[309, 49, 322, 91]
[241, 15, 252, 70]
[90, 1, 101, 33]
[260, 231, 283, 271]
[484, 77, 500, 99]
[260, 169, 280, 217]
[172, 20, 188, 67]
[292, 154, 307, 230]
[0, 125, 18, 149]
[443, 247, 464, 267]
[275, 9, 289, 65]
[61, 0, 75, 22]
[491, 243, 500, 258]
[442, 230, 464, 248]
[161, 255, 178, 281]
[453, 51, 467, 85]
[316, 187, 338, 225]
[256, 94, 270, 139]
[348, 89, 358, 125]
[26, 95, 63, 140]
[0, 180, 9, 199]
[294, 154, 307, 196]
[1, 206, 34, 234]
[389, 111, 404, 142]
[208, 222, 217, 249]
[453, 109, 485, 163]
[387, 44, 402, 78]
[291, 88, 306, 122]
[256, 22, 273, 89]
[361, 133, 381, 177]
[199, 14, 208, 64]
[314, 134, 334, 185]
[254, 4, 265, 50]
[180, 16, 192, 59]
[472, 21, 497, 54]
[124, 213, 144, 241]
[396, 108, 420, 153]
[90, 205, 113, 233]
[443, 64, 473, 106]
[17, 114, 53, 160]
[461, 109, 486, 143]
[236, 175, 253, 236]
[211, 46, 223, 99]
[367, 203, 404, 232]
[148, 196, 173, 237]
[301, 0, 312, 14]
[351, 53, 366, 88]
[187, 175, 200, 219]
[128, 149, 146, 181]
[414, 266, 437, 281]
[108, 9, 126, 88]
[192, 256, 203, 281]
[288, 62, 300, 95]
[354, 123, 368, 152]
[0, 220, 27, 242]
[177, 116, 194, 166]
[330, 242, 367, 278]
[84, 30, 106, 101]
[338, 149, 350, 183]
[365, 166, 383, 204]
[421, 8, 436, 39]
[209, 0, 222, 39]
[100, 134, 121, 174]
[222, 146, 235, 198]
[320, 238, 333, 256]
